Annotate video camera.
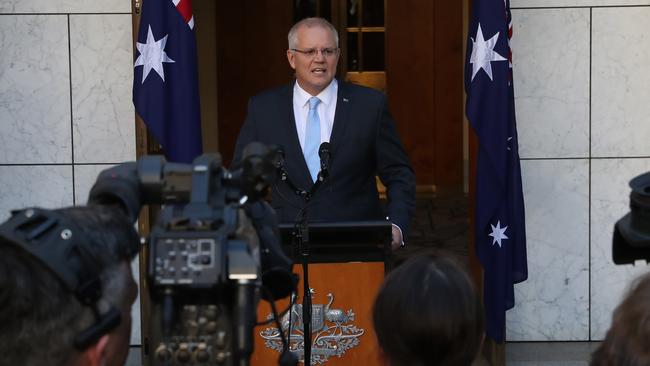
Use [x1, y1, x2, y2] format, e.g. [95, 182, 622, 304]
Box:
[613, 172, 650, 265]
[88, 142, 294, 366]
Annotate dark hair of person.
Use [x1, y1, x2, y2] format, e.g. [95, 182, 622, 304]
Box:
[0, 205, 139, 366]
[373, 255, 484, 366]
[591, 272, 650, 366]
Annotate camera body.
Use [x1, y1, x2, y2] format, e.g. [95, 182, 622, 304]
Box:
[146, 211, 256, 366]
[89, 144, 289, 366]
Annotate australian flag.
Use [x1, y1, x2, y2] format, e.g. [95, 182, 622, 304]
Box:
[465, 0, 528, 342]
[133, 0, 202, 163]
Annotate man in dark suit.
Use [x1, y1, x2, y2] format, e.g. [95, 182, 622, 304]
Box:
[234, 17, 415, 250]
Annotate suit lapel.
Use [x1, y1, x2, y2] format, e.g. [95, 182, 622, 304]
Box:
[279, 84, 312, 186]
[329, 80, 351, 154]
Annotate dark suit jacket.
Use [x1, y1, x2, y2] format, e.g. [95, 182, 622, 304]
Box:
[233, 80, 416, 235]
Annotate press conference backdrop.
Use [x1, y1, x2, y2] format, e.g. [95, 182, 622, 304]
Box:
[1, 0, 650, 344]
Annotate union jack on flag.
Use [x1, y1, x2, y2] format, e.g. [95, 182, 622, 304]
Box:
[172, 0, 194, 29]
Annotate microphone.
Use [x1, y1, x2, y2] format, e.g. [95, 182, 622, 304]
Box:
[270, 144, 285, 171]
[272, 145, 308, 198]
[318, 142, 331, 180]
[304, 142, 330, 198]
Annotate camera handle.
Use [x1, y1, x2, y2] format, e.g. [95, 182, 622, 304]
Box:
[228, 240, 260, 366]
[233, 279, 256, 366]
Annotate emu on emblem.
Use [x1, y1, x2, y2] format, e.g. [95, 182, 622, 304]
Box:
[260, 291, 364, 364]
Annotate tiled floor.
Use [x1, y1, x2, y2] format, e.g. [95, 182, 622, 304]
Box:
[505, 342, 600, 366]
[125, 342, 600, 365]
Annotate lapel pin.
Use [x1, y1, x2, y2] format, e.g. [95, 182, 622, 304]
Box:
[343, 98, 349, 102]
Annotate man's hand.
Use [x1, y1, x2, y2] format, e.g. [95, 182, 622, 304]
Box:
[391, 225, 403, 251]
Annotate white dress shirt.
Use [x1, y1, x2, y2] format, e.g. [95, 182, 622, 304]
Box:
[292, 79, 338, 153]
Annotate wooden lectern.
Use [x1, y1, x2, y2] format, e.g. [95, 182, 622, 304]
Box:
[251, 221, 393, 366]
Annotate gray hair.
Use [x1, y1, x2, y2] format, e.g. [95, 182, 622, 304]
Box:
[288, 17, 339, 49]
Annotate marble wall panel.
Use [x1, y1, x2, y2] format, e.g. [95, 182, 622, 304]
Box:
[592, 7, 650, 158]
[70, 14, 135, 164]
[511, 8, 590, 159]
[506, 159, 590, 340]
[590, 158, 650, 339]
[0, 165, 73, 221]
[0, 15, 71, 164]
[0, 0, 130, 14]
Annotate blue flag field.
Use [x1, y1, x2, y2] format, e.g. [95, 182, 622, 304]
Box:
[465, 0, 528, 342]
[133, 0, 203, 163]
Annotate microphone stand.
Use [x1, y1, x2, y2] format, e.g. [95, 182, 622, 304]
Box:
[294, 171, 327, 366]
[296, 208, 311, 365]
[274, 144, 329, 366]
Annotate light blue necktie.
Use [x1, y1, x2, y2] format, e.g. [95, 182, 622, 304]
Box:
[304, 97, 321, 183]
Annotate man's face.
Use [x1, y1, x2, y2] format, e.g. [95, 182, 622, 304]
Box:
[287, 25, 339, 96]
[104, 262, 138, 366]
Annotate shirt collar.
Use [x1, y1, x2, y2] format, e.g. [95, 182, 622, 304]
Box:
[294, 79, 338, 108]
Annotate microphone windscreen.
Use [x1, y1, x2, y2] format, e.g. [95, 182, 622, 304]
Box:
[270, 144, 285, 158]
[261, 269, 298, 301]
[270, 144, 285, 168]
[242, 142, 269, 160]
[318, 142, 330, 158]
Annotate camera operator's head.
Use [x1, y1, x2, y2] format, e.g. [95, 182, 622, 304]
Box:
[591, 272, 650, 366]
[373, 255, 484, 366]
[0, 205, 140, 366]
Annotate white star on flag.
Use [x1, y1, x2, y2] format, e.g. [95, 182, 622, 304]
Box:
[489, 220, 509, 247]
[469, 23, 507, 81]
[134, 25, 175, 83]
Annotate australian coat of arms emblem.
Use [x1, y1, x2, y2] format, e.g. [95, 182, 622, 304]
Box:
[260, 291, 364, 364]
